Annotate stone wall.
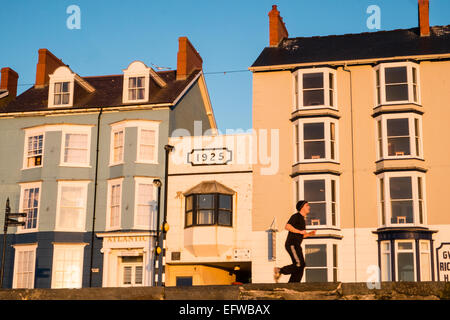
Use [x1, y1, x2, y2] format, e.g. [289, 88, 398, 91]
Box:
[0, 282, 449, 300]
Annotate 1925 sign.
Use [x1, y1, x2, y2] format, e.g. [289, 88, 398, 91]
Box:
[188, 148, 232, 166]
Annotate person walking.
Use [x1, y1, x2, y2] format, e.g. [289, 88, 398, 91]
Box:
[274, 200, 316, 283]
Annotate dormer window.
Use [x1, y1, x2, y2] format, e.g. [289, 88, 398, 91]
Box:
[128, 76, 145, 101]
[54, 82, 70, 105]
[48, 66, 95, 108]
[122, 61, 167, 104]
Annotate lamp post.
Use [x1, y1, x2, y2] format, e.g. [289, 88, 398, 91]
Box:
[1, 198, 26, 288]
[152, 178, 162, 287]
[153, 144, 174, 287]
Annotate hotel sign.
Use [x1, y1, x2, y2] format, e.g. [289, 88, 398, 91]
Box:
[188, 148, 232, 166]
[437, 243, 450, 282]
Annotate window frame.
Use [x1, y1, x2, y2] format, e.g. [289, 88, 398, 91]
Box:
[23, 130, 45, 170]
[12, 244, 37, 289]
[374, 62, 421, 106]
[395, 240, 417, 282]
[106, 178, 123, 231]
[110, 127, 125, 166]
[293, 68, 337, 111]
[136, 124, 159, 164]
[303, 241, 339, 283]
[377, 171, 427, 228]
[295, 174, 340, 229]
[55, 180, 89, 232]
[51, 243, 86, 289]
[17, 182, 42, 233]
[295, 118, 339, 164]
[184, 193, 234, 228]
[133, 177, 158, 230]
[375, 113, 424, 160]
[60, 126, 92, 167]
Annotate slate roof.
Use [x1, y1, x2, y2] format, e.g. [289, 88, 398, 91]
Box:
[0, 69, 201, 113]
[251, 26, 450, 68]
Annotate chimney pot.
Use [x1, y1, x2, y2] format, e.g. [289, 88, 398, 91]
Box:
[1, 67, 19, 99]
[418, 0, 430, 37]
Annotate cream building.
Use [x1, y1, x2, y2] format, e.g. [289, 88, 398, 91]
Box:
[249, 2, 450, 283]
[165, 134, 253, 286]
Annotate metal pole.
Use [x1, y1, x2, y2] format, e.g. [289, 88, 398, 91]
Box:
[152, 180, 161, 286]
[89, 107, 103, 287]
[0, 198, 10, 288]
[159, 145, 173, 286]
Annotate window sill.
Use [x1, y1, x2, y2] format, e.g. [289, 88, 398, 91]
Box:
[59, 164, 92, 168]
[109, 162, 124, 167]
[375, 157, 424, 163]
[21, 166, 43, 171]
[184, 224, 233, 229]
[16, 228, 38, 234]
[372, 103, 423, 117]
[291, 107, 340, 122]
[134, 160, 159, 165]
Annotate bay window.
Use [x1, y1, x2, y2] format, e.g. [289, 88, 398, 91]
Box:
[378, 171, 426, 227]
[304, 242, 338, 282]
[376, 114, 423, 160]
[379, 239, 433, 282]
[185, 193, 233, 228]
[296, 174, 339, 228]
[293, 68, 337, 110]
[295, 118, 338, 163]
[374, 62, 420, 106]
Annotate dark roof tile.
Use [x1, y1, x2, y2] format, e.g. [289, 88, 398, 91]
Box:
[251, 26, 450, 68]
[1, 69, 200, 113]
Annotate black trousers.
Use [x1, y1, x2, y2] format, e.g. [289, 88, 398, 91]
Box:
[280, 242, 306, 282]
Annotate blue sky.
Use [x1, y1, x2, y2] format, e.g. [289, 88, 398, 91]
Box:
[1, 0, 449, 131]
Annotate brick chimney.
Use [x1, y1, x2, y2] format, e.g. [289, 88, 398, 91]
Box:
[176, 37, 203, 80]
[418, 0, 430, 37]
[1, 67, 19, 99]
[35, 48, 66, 88]
[269, 5, 288, 47]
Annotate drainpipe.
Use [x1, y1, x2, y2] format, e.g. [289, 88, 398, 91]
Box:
[89, 107, 103, 287]
[342, 64, 358, 282]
